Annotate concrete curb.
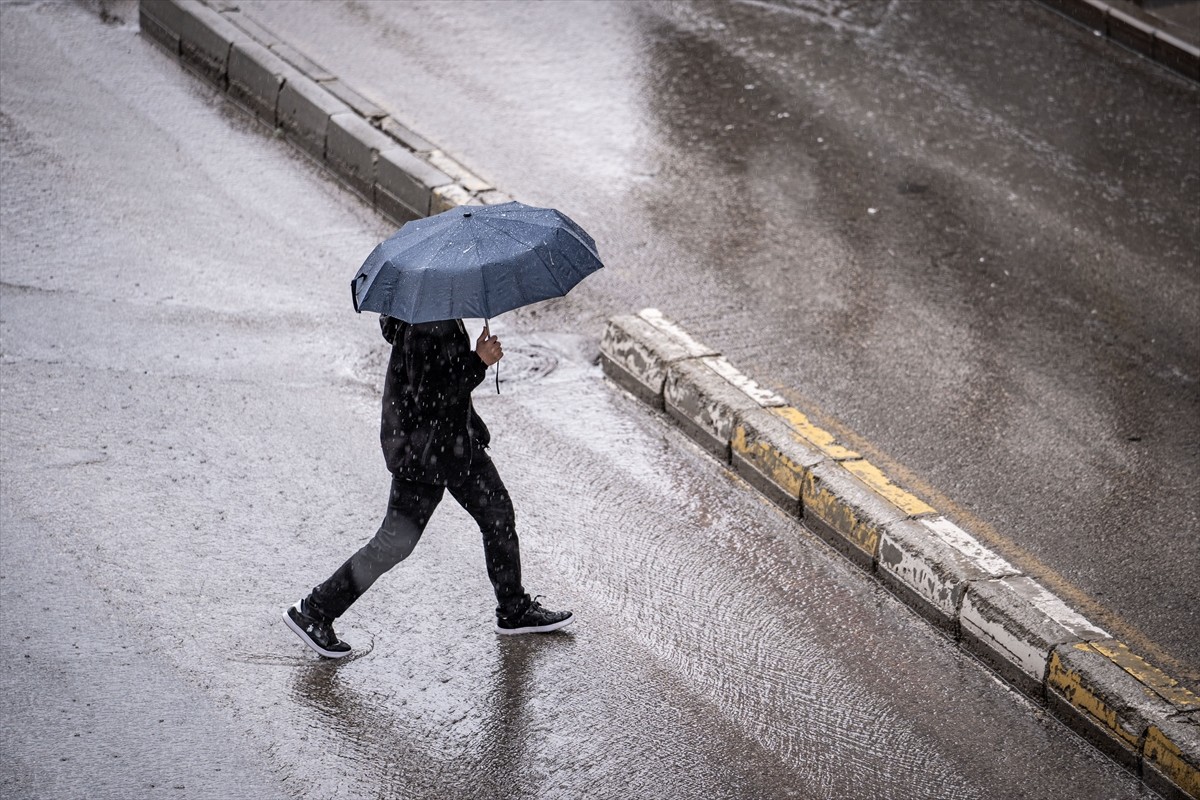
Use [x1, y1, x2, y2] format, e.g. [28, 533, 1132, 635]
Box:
[1032, 0, 1200, 83]
[601, 309, 1200, 800]
[138, 0, 512, 226]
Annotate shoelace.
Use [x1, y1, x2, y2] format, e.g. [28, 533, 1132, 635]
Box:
[502, 595, 548, 623]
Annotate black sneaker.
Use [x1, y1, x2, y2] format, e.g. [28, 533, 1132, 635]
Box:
[494, 596, 574, 635]
[283, 600, 352, 658]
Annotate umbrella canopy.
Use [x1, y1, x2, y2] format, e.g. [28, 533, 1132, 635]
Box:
[352, 201, 603, 323]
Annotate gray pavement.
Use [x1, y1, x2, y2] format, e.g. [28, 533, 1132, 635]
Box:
[229, 0, 1200, 690]
[0, 1, 1162, 798]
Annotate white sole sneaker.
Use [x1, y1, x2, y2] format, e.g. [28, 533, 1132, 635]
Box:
[494, 614, 575, 635]
[283, 603, 353, 659]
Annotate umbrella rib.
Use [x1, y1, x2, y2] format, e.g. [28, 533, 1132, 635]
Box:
[502, 210, 597, 251]
[468, 219, 489, 318]
[552, 228, 588, 286]
[410, 261, 431, 322]
[503, 217, 599, 279]
[382, 218, 443, 258]
[408, 232, 463, 321]
[476, 218, 568, 295]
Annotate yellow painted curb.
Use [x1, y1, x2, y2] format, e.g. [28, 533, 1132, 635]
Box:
[769, 406, 860, 461]
[1090, 639, 1200, 711]
[1145, 724, 1200, 798]
[731, 425, 805, 499]
[768, 407, 935, 518]
[1047, 645, 1142, 751]
[802, 468, 885, 557]
[842, 459, 937, 518]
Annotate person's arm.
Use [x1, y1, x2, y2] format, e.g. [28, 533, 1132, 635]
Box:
[475, 324, 503, 366]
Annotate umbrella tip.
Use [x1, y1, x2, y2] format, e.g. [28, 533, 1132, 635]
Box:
[463, 212, 473, 218]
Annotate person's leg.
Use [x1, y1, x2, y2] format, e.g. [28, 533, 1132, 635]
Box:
[306, 476, 444, 622]
[446, 453, 529, 617]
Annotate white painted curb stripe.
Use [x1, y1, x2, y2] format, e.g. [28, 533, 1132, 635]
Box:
[637, 308, 717, 358]
[1013, 580, 1110, 640]
[918, 516, 1019, 578]
[960, 595, 1053, 681]
[702, 355, 788, 407]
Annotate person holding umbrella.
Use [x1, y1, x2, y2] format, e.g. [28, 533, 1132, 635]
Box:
[284, 203, 602, 659]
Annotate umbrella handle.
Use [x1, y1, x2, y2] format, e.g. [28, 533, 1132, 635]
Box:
[486, 318, 500, 395]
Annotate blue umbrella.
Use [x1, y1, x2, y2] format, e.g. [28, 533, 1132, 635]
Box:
[351, 201, 603, 323]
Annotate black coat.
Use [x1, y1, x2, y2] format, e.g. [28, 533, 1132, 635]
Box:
[379, 316, 491, 485]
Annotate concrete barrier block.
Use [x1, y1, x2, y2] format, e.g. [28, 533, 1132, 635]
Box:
[877, 516, 1015, 635]
[321, 78, 386, 121]
[1081, 640, 1200, 798]
[801, 461, 903, 569]
[1144, 715, 1200, 800]
[1046, 641, 1177, 772]
[664, 359, 761, 462]
[918, 516, 1018, 577]
[374, 187, 421, 226]
[1155, 30, 1200, 83]
[375, 147, 454, 221]
[269, 42, 335, 82]
[327, 112, 393, 199]
[478, 190, 515, 205]
[766, 406, 861, 461]
[427, 150, 493, 193]
[277, 76, 351, 161]
[702, 355, 787, 407]
[600, 314, 713, 409]
[730, 406, 823, 517]
[1088, 639, 1200, 713]
[960, 576, 1109, 699]
[220, 9, 283, 49]
[636, 308, 716, 356]
[379, 117, 435, 154]
[431, 183, 474, 214]
[171, 0, 248, 88]
[1106, 7, 1155, 58]
[139, 0, 183, 56]
[842, 459, 936, 518]
[1036, 0, 1107, 32]
[427, 149, 492, 194]
[227, 40, 297, 125]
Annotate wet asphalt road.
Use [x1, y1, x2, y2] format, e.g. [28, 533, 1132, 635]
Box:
[232, 0, 1200, 688]
[0, 1, 1162, 798]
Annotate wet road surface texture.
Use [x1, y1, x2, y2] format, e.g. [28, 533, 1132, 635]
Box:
[0, 1, 1171, 799]
[233, 0, 1200, 688]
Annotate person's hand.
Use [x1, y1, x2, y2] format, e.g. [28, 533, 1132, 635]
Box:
[476, 325, 503, 366]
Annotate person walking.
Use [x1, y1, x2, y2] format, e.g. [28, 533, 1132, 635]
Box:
[284, 315, 573, 659]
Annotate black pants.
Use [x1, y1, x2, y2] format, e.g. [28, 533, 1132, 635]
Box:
[306, 453, 528, 621]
